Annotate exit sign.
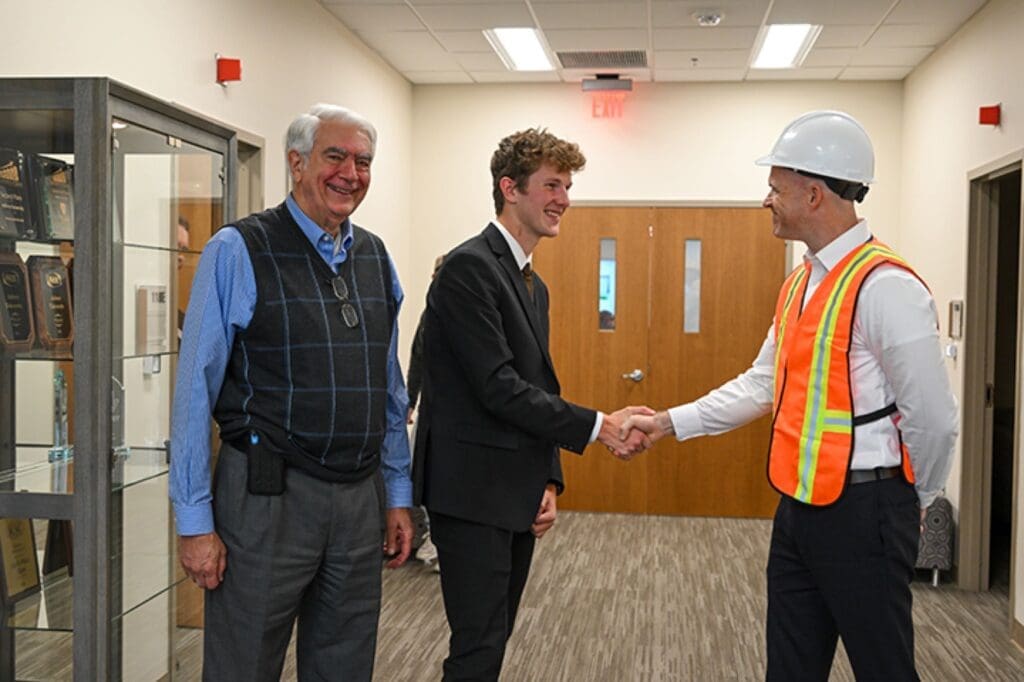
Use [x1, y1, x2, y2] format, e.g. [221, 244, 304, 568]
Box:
[591, 92, 626, 118]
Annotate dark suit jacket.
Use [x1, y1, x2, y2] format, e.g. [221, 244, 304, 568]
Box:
[413, 224, 596, 532]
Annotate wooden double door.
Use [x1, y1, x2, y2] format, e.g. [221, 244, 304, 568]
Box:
[533, 206, 786, 518]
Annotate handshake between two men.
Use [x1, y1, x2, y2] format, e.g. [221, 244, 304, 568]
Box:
[596, 406, 675, 460]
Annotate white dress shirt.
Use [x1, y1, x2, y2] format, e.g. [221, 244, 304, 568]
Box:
[491, 220, 604, 443]
[667, 220, 958, 507]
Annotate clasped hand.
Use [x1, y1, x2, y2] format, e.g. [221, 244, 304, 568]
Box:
[598, 406, 654, 460]
[598, 407, 674, 461]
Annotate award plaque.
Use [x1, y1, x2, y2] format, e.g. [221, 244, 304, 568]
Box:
[0, 147, 33, 239]
[29, 155, 75, 241]
[0, 252, 35, 353]
[0, 518, 41, 603]
[26, 255, 74, 351]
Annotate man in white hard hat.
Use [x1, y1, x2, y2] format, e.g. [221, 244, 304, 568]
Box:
[623, 110, 958, 680]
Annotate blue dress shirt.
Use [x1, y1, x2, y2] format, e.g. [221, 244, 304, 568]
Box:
[170, 195, 412, 536]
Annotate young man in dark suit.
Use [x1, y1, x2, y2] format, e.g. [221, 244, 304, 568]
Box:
[413, 128, 650, 681]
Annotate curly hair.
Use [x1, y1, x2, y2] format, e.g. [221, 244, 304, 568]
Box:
[490, 128, 586, 214]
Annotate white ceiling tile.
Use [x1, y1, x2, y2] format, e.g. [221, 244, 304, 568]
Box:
[406, 71, 475, 84]
[314, 0, 983, 84]
[543, 29, 648, 51]
[654, 49, 750, 69]
[653, 27, 759, 50]
[867, 23, 958, 48]
[533, 3, 647, 30]
[801, 47, 854, 67]
[886, 0, 987, 26]
[413, 3, 534, 30]
[358, 31, 461, 70]
[848, 45, 934, 67]
[433, 30, 493, 52]
[746, 67, 842, 80]
[651, 0, 770, 28]
[324, 4, 424, 31]
[839, 66, 913, 81]
[814, 25, 875, 48]
[454, 52, 506, 70]
[468, 70, 562, 82]
[655, 67, 748, 81]
[767, 0, 894, 26]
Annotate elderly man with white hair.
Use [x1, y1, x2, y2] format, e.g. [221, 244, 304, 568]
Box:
[170, 104, 413, 681]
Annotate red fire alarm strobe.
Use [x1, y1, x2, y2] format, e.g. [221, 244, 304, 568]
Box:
[979, 104, 1001, 126]
[216, 56, 242, 84]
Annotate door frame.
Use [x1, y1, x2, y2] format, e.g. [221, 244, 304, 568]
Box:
[961, 150, 1023, 613]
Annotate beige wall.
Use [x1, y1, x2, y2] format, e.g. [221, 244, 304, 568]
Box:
[408, 80, 903, 308]
[901, 0, 1024, 625]
[2, 0, 416, 345]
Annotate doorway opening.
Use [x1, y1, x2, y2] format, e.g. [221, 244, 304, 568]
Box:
[989, 168, 1020, 589]
[962, 160, 1022, 597]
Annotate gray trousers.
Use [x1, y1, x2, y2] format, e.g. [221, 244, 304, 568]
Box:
[202, 443, 384, 682]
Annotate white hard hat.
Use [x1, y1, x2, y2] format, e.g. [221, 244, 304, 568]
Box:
[755, 110, 874, 185]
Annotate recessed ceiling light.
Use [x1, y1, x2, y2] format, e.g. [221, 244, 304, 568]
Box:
[483, 28, 555, 71]
[692, 12, 723, 27]
[751, 24, 822, 69]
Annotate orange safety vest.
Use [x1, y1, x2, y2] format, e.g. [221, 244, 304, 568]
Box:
[768, 238, 921, 506]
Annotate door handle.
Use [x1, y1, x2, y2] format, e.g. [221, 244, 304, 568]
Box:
[622, 368, 644, 382]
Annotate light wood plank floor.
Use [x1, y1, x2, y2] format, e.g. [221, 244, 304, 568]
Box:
[16, 512, 1024, 680]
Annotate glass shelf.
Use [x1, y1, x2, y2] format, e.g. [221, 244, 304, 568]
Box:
[1, 349, 74, 362]
[8, 471, 183, 636]
[0, 237, 75, 248]
[114, 350, 177, 362]
[8, 571, 73, 632]
[8, 573, 195, 635]
[0, 445, 169, 494]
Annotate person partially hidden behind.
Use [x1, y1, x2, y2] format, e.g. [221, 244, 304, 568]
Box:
[406, 253, 445, 571]
[170, 103, 414, 681]
[624, 111, 958, 681]
[413, 128, 652, 681]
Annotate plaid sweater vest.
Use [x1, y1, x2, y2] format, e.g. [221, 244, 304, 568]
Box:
[214, 202, 395, 482]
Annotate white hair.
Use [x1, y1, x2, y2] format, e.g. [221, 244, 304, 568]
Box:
[285, 103, 377, 161]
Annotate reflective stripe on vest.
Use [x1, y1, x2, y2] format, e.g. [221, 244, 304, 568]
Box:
[769, 239, 918, 506]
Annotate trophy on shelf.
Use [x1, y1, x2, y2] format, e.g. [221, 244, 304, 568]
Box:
[26, 255, 74, 353]
[0, 252, 35, 353]
[28, 155, 74, 242]
[48, 369, 73, 465]
[0, 147, 34, 239]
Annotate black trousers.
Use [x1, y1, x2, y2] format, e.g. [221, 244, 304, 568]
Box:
[429, 511, 536, 682]
[766, 477, 921, 682]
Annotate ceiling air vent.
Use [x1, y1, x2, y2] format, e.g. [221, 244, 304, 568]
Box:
[556, 50, 647, 70]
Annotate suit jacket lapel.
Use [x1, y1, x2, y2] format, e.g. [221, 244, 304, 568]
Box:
[483, 225, 558, 377]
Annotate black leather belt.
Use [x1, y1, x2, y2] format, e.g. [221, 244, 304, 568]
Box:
[849, 466, 901, 485]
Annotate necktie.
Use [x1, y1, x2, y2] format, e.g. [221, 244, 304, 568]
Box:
[522, 263, 534, 299]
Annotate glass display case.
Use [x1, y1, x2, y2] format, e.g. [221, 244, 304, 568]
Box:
[0, 78, 262, 681]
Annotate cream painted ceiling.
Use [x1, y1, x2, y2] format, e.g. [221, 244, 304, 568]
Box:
[319, 0, 989, 84]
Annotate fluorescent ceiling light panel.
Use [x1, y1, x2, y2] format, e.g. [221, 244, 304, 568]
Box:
[751, 24, 822, 69]
[483, 28, 554, 71]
